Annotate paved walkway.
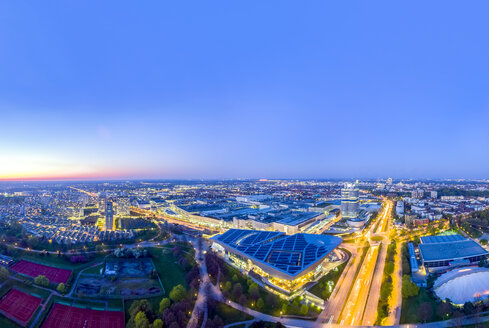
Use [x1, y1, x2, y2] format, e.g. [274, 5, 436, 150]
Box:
[187, 238, 210, 328]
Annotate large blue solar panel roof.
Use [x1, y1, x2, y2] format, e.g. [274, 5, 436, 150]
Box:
[212, 229, 342, 278]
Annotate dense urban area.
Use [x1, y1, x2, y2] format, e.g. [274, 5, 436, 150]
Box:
[0, 178, 488, 328]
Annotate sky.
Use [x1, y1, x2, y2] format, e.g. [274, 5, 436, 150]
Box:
[0, 1, 488, 180]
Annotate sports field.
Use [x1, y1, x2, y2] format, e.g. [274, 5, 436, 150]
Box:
[0, 288, 42, 326]
[11, 260, 72, 284]
[42, 303, 124, 328]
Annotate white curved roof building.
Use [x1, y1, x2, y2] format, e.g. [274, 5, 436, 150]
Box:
[434, 267, 489, 305]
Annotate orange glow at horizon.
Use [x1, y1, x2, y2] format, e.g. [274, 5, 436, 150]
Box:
[0, 155, 141, 181]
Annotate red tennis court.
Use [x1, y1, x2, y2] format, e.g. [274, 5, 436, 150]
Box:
[0, 288, 42, 326]
[10, 260, 72, 284]
[42, 303, 124, 328]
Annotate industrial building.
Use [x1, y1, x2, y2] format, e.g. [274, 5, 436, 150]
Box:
[418, 234, 488, 272]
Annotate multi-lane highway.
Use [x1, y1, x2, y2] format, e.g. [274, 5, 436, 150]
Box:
[331, 200, 393, 326]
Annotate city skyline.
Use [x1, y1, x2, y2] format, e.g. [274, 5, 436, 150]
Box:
[1, 1, 489, 180]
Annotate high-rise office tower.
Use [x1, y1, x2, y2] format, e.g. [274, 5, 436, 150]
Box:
[105, 200, 114, 231]
[341, 183, 359, 218]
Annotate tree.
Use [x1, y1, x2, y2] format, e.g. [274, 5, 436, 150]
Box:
[153, 319, 163, 328]
[222, 281, 232, 292]
[212, 315, 224, 328]
[159, 297, 170, 313]
[56, 283, 66, 294]
[232, 283, 243, 299]
[281, 303, 288, 315]
[135, 311, 150, 328]
[480, 239, 488, 245]
[238, 294, 247, 305]
[256, 298, 264, 310]
[0, 267, 9, 279]
[300, 304, 309, 316]
[169, 284, 187, 302]
[463, 302, 476, 315]
[232, 274, 239, 282]
[384, 262, 395, 275]
[249, 283, 259, 300]
[418, 302, 433, 322]
[401, 275, 419, 299]
[34, 275, 49, 287]
[437, 302, 452, 319]
[129, 299, 153, 319]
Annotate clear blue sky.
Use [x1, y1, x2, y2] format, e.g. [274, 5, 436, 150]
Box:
[0, 1, 488, 180]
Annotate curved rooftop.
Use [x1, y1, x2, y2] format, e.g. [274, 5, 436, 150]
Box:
[434, 267, 489, 304]
[211, 229, 342, 279]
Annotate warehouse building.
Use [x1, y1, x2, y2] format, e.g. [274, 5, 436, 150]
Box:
[419, 234, 488, 272]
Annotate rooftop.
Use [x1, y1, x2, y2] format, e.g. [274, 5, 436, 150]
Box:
[420, 234, 465, 244]
[419, 234, 488, 262]
[211, 229, 342, 279]
[276, 212, 320, 226]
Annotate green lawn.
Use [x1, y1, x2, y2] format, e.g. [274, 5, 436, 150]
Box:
[149, 247, 188, 292]
[309, 261, 348, 300]
[371, 236, 384, 242]
[209, 302, 253, 325]
[0, 279, 52, 300]
[83, 263, 105, 275]
[400, 288, 440, 324]
[0, 315, 21, 328]
[15, 251, 105, 271]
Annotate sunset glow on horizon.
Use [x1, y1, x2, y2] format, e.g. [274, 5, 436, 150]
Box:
[0, 1, 488, 180]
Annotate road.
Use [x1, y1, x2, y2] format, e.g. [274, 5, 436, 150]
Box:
[316, 244, 359, 324]
[336, 200, 392, 326]
[340, 245, 379, 326]
[362, 201, 393, 326]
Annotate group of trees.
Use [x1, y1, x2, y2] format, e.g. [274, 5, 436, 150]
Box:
[171, 246, 191, 271]
[414, 298, 485, 323]
[206, 251, 312, 317]
[127, 244, 201, 328]
[376, 240, 398, 324]
[401, 275, 419, 299]
[127, 284, 193, 328]
[114, 247, 149, 259]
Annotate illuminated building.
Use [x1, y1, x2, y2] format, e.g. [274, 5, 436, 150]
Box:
[419, 234, 488, 272]
[211, 229, 342, 296]
[341, 183, 359, 218]
[105, 200, 114, 231]
[116, 197, 131, 216]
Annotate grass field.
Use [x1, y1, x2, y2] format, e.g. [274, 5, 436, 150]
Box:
[371, 236, 384, 242]
[0, 279, 51, 300]
[309, 261, 349, 300]
[400, 288, 440, 324]
[149, 247, 188, 292]
[209, 302, 253, 325]
[0, 315, 21, 328]
[14, 251, 104, 270]
[83, 263, 104, 275]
